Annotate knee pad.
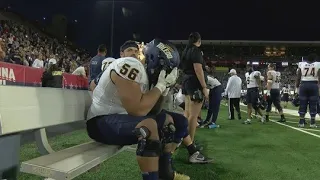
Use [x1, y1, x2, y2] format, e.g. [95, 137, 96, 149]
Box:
[191, 89, 203, 103]
[161, 122, 176, 144]
[134, 126, 161, 157]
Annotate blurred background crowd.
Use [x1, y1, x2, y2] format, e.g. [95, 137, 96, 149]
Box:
[1, 8, 319, 91]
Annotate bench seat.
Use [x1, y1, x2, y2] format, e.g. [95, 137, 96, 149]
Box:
[20, 141, 124, 180]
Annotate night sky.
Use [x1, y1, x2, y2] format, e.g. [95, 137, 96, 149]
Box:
[1, 0, 320, 56]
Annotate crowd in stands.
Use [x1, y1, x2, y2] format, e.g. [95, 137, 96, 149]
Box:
[0, 20, 90, 74]
[0, 14, 311, 91]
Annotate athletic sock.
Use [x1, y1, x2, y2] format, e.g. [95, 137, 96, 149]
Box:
[142, 171, 158, 180]
[186, 144, 197, 155]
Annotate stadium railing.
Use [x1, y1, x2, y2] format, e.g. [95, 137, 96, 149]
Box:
[0, 86, 128, 180]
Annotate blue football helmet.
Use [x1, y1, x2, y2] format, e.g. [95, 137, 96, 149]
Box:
[144, 39, 180, 87]
[292, 94, 300, 107]
[241, 96, 247, 105]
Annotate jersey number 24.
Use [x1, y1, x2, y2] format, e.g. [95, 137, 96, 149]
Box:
[120, 63, 139, 81]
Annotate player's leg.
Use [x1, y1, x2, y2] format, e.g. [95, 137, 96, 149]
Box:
[244, 89, 253, 124]
[228, 98, 235, 120]
[252, 89, 264, 122]
[234, 98, 241, 120]
[317, 96, 320, 117]
[203, 89, 214, 125]
[298, 83, 308, 127]
[265, 92, 273, 122]
[272, 89, 285, 122]
[165, 111, 213, 164]
[308, 83, 318, 128]
[86, 114, 161, 180]
[208, 86, 223, 127]
[184, 79, 203, 142]
[153, 113, 188, 180]
[184, 96, 191, 119]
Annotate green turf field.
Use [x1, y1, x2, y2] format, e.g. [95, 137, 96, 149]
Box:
[18, 105, 320, 180]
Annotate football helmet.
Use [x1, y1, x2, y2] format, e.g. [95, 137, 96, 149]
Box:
[144, 39, 180, 87]
[291, 94, 300, 107]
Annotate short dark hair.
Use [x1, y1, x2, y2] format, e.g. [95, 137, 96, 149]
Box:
[307, 53, 317, 62]
[98, 44, 107, 53]
[269, 63, 276, 69]
[120, 40, 138, 52]
[188, 32, 201, 45]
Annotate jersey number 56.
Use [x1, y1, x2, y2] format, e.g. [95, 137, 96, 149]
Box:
[120, 63, 139, 81]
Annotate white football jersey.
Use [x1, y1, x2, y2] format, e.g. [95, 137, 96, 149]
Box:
[299, 61, 320, 81]
[267, 70, 280, 89]
[245, 71, 261, 88]
[282, 87, 289, 94]
[87, 57, 149, 119]
[101, 57, 116, 71]
[207, 76, 221, 89]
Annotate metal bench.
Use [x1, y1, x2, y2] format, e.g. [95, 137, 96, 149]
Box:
[0, 86, 126, 180]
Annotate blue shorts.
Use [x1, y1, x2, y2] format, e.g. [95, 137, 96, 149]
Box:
[86, 112, 166, 146]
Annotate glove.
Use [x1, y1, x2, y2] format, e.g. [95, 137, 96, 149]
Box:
[155, 70, 167, 93]
[162, 88, 170, 96]
[295, 87, 299, 95]
[155, 68, 178, 93]
[165, 67, 178, 87]
[266, 90, 270, 96]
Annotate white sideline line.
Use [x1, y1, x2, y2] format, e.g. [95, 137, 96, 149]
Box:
[234, 104, 320, 139]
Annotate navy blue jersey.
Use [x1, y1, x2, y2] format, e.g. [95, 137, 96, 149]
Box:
[89, 55, 105, 82]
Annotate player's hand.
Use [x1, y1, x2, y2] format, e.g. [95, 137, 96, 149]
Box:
[165, 67, 178, 87]
[155, 68, 178, 93]
[295, 87, 299, 95]
[155, 70, 167, 93]
[162, 88, 170, 96]
[202, 87, 209, 100]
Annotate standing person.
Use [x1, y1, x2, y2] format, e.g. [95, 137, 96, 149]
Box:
[296, 53, 320, 128]
[244, 65, 265, 124]
[181, 32, 209, 142]
[281, 85, 290, 108]
[89, 44, 107, 88]
[201, 76, 223, 128]
[225, 69, 242, 120]
[265, 64, 286, 122]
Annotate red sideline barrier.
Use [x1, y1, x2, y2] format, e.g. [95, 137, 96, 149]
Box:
[0, 61, 88, 89]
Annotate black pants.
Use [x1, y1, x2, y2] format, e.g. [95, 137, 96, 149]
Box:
[228, 98, 241, 119]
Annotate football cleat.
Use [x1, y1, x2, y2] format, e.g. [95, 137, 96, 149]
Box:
[173, 172, 190, 180]
[189, 151, 214, 164]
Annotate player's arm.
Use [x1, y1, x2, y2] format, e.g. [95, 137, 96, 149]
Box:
[254, 72, 263, 94]
[192, 48, 207, 89]
[111, 71, 162, 116]
[295, 68, 301, 93]
[225, 77, 232, 94]
[317, 69, 320, 83]
[266, 71, 273, 91]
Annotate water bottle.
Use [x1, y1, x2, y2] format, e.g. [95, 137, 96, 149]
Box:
[208, 124, 220, 129]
